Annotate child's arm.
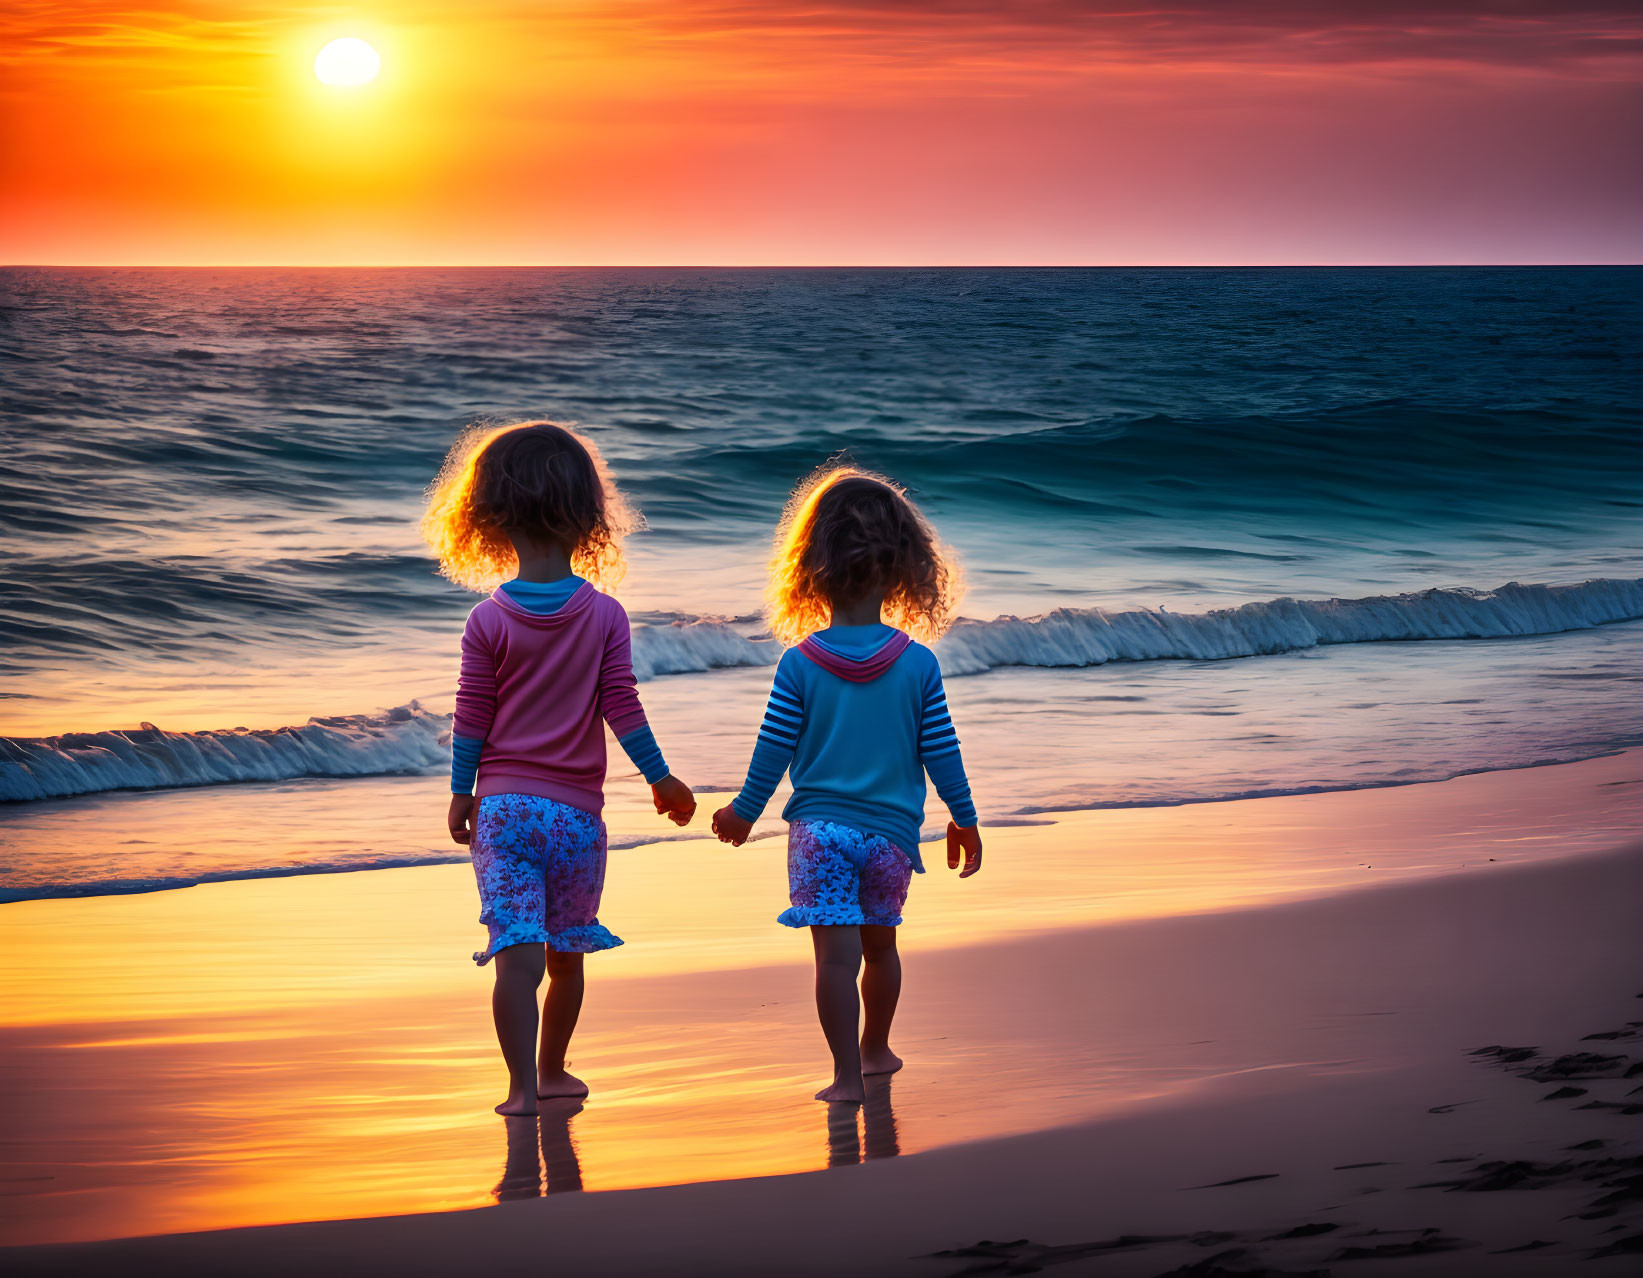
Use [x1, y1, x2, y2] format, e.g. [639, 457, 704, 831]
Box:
[598, 607, 696, 825]
[448, 612, 499, 845]
[920, 665, 982, 878]
[712, 654, 803, 846]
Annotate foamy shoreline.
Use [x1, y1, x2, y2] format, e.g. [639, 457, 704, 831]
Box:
[6, 706, 1636, 906]
[5, 575, 1640, 804]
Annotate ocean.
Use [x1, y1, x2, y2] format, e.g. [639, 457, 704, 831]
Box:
[2, 266, 1640, 901]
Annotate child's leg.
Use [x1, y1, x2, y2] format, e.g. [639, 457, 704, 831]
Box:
[492, 943, 547, 1115]
[810, 924, 865, 1102]
[538, 949, 590, 1099]
[859, 924, 903, 1075]
[535, 800, 618, 1100]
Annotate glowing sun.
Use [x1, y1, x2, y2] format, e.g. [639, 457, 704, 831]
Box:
[314, 38, 381, 87]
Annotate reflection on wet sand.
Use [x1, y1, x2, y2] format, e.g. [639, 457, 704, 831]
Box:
[825, 1103, 859, 1168]
[495, 1116, 542, 1201]
[492, 1102, 585, 1203]
[541, 1100, 585, 1193]
[864, 1074, 900, 1160]
[825, 1075, 901, 1168]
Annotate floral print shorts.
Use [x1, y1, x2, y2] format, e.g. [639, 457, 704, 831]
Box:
[469, 793, 623, 965]
[778, 820, 913, 929]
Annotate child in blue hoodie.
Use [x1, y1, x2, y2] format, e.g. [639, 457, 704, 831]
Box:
[712, 467, 982, 1101]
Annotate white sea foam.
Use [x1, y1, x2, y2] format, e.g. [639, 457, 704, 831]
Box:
[0, 703, 451, 804]
[932, 577, 1643, 675]
[625, 579, 1643, 683]
[630, 618, 778, 679]
[4, 578, 1638, 805]
[0, 853, 471, 904]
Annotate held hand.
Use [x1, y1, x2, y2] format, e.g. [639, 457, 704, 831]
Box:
[652, 775, 697, 826]
[711, 805, 753, 846]
[946, 821, 982, 879]
[448, 794, 476, 845]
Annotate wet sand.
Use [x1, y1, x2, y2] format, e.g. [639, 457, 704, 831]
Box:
[3, 755, 1642, 1271]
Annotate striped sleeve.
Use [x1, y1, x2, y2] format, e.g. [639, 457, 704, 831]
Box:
[730, 656, 804, 824]
[919, 665, 978, 828]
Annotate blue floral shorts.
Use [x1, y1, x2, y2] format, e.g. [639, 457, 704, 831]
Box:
[469, 793, 623, 965]
[778, 820, 913, 929]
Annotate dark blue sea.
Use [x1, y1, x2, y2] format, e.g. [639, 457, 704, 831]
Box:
[2, 267, 1640, 897]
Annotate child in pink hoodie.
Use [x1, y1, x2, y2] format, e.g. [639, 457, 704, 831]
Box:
[424, 420, 695, 1115]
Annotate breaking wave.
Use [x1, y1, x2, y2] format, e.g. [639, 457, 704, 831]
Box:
[3, 578, 1638, 805]
[1, 703, 451, 804]
[934, 577, 1643, 675]
[0, 853, 470, 905]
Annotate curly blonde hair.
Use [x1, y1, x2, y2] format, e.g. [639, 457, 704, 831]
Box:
[765, 466, 963, 647]
[421, 420, 638, 594]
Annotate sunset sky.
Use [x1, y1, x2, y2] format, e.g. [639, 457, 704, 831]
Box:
[2, 2, 1639, 265]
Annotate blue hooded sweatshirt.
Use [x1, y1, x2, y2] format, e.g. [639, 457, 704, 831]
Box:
[729, 623, 978, 870]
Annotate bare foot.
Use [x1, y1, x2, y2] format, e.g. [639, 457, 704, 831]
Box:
[815, 1075, 864, 1103]
[860, 1047, 903, 1076]
[495, 1089, 538, 1116]
[537, 1069, 590, 1100]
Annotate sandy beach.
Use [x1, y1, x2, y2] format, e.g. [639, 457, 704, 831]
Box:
[5, 753, 1641, 1274]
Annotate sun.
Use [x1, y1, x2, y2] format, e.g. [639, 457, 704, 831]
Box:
[314, 38, 381, 87]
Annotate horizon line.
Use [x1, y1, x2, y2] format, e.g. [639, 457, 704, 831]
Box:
[4, 261, 1640, 270]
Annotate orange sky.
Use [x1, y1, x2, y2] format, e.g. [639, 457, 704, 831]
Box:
[2, 2, 1640, 264]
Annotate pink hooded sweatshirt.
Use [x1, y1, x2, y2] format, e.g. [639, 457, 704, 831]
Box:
[452, 582, 649, 816]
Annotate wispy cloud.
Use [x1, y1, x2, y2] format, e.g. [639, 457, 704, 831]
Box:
[0, 2, 277, 53]
[0, 2, 284, 95]
[592, 0, 1643, 74]
[8, 2, 1639, 77]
